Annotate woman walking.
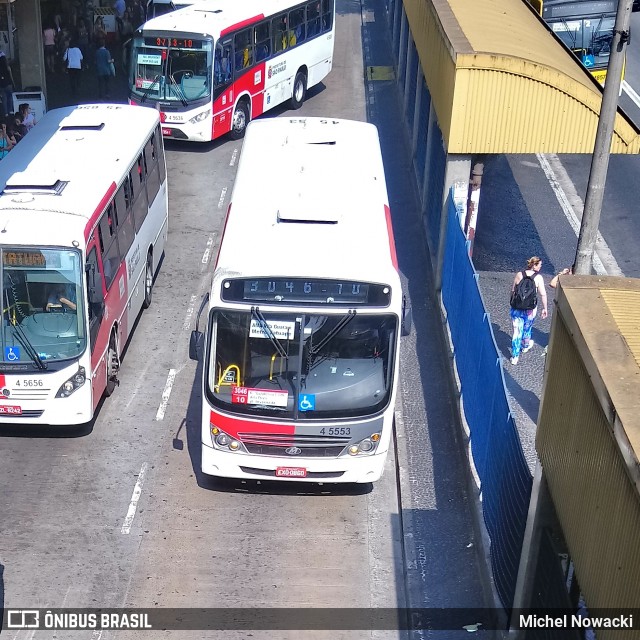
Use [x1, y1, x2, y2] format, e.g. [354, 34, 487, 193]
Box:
[95, 37, 114, 100]
[509, 256, 548, 365]
[63, 38, 84, 100]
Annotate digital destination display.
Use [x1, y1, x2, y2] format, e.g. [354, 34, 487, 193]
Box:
[222, 278, 391, 306]
[2, 251, 58, 268]
[144, 37, 203, 49]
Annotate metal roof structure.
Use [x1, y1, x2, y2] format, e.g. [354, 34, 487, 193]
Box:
[404, 0, 640, 153]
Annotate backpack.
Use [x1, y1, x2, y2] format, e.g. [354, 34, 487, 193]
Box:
[510, 272, 537, 310]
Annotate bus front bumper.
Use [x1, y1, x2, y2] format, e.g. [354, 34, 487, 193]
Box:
[201, 444, 386, 484]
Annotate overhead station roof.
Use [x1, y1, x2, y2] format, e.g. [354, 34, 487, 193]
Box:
[403, 0, 640, 153]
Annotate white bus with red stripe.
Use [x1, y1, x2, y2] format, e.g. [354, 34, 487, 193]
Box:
[128, 0, 335, 141]
[189, 117, 411, 483]
[0, 104, 168, 425]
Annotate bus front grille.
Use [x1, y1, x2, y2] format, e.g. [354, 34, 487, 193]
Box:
[243, 443, 345, 457]
[0, 409, 45, 419]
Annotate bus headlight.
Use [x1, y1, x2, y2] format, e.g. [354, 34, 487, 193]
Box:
[346, 433, 381, 456]
[210, 425, 244, 453]
[189, 109, 211, 125]
[55, 367, 86, 398]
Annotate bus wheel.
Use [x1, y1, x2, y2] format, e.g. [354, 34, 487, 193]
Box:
[143, 251, 153, 309]
[291, 71, 307, 109]
[105, 333, 120, 397]
[230, 101, 249, 140]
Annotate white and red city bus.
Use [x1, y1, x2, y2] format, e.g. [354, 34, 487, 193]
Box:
[128, 0, 335, 141]
[189, 118, 412, 483]
[0, 104, 168, 425]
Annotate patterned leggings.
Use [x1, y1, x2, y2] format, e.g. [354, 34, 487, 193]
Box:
[510, 307, 537, 357]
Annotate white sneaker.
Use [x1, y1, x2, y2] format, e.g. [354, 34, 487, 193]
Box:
[510, 356, 519, 365]
[521, 341, 534, 354]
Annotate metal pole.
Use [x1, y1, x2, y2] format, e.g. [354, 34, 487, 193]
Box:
[574, 0, 633, 274]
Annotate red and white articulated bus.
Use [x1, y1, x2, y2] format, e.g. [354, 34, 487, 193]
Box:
[0, 104, 168, 425]
[128, 0, 335, 141]
[189, 118, 412, 483]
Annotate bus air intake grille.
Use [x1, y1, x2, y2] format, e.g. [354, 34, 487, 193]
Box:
[243, 443, 345, 457]
[239, 466, 346, 479]
[238, 432, 351, 447]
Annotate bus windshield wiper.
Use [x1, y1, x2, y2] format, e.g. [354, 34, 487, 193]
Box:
[309, 310, 356, 356]
[168, 73, 189, 107]
[141, 75, 161, 102]
[5, 291, 46, 369]
[251, 307, 288, 359]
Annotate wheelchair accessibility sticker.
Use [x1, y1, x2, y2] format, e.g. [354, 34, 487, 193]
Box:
[299, 394, 315, 412]
[5, 346, 20, 361]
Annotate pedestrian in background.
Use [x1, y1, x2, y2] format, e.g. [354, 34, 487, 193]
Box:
[43, 23, 57, 73]
[63, 38, 84, 100]
[19, 103, 35, 131]
[95, 37, 115, 100]
[509, 256, 548, 365]
[0, 120, 16, 159]
[0, 52, 15, 119]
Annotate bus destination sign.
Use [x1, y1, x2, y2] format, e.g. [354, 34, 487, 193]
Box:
[2, 251, 56, 268]
[144, 37, 204, 49]
[222, 278, 391, 306]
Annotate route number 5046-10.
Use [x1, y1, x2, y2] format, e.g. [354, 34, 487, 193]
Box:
[319, 427, 351, 436]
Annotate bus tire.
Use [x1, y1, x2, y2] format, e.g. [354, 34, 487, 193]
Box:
[230, 100, 249, 140]
[143, 251, 153, 309]
[291, 71, 307, 109]
[105, 332, 120, 397]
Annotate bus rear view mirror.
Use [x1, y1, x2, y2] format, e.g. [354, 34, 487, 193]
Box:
[189, 292, 210, 360]
[401, 295, 412, 336]
[189, 330, 204, 361]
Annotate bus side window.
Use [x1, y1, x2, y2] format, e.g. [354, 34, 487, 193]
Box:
[114, 185, 135, 258]
[306, 1, 321, 38]
[273, 14, 288, 52]
[234, 29, 253, 72]
[289, 8, 305, 46]
[321, 0, 333, 31]
[144, 139, 161, 204]
[130, 160, 149, 234]
[98, 207, 120, 290]
[255, 22, 270, 62]
[153, 127, 166, 184]
[85, 246, 104, 351]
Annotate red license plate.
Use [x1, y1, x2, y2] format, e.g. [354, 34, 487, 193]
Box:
[0, 405, 22, 415]
[275, 467, 307, 478]
[161, 127, 172, 136]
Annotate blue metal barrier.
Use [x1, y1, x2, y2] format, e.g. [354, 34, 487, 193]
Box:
[441, 192, 533, 611]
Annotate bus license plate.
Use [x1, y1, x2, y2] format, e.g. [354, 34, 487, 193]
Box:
[275, 467, 307, 478]
[0, 405, 22, 415]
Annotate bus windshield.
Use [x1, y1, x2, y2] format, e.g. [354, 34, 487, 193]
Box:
[207, 310, 397, 420]
[130, 36, 213, 103]
[551, 15, 614, 69]
[0, 248, 86, 365]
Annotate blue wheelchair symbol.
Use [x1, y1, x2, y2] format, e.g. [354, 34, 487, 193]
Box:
[582, 54, 595, 68]
[299, 394, 315, 412]
[5, 346, 20, 361]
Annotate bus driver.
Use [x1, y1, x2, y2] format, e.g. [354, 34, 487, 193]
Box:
[46, 283, 77, 312]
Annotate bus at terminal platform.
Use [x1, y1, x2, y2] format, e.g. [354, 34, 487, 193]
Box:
[190, 117, 412, 483]
[0, 104, 168, 425]
[128, 0, 335, 141]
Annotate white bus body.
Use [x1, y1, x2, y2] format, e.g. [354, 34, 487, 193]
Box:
[191, 117, 410, 483]
[0, 104, 168, 425]
[129, 0, 335, 141]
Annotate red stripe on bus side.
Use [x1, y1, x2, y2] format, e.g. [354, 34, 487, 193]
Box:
[0, 374, 5, 388]
[85, 182, 117, 241]
[209, 409, 296, 440]
[384, 204, 398, 270]
[220, 15, 265, 37]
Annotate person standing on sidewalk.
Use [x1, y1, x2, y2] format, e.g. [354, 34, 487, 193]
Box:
[63, 38, 84, 100]
[95, 38, 114, 100]
[0, 52, 15, 119]
[509, 256, 548, 365]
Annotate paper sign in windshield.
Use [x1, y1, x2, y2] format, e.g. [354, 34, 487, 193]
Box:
[249, 319, 295, 340]
[232, 386, 288, 407]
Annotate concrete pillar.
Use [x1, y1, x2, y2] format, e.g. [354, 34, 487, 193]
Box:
[15, 0, 46, 94]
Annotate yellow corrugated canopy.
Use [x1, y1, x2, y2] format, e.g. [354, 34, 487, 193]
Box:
[402, 0, 640, 153]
